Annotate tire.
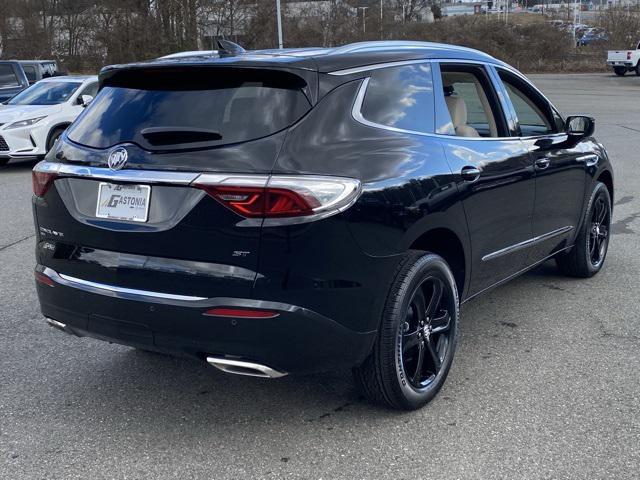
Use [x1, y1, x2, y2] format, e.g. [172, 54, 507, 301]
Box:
[353, 251, 459, 410]
[0, 158, 9, 168]
[556, 182, 611, 278]
[46, 127, 66, 152]
[613, 66, 626, 76]
[635, 65, 640, 76]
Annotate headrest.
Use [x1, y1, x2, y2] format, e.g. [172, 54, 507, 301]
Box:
[445, 95, 467, 128]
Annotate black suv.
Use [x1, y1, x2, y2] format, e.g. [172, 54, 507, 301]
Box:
[32, 42, 614, 410]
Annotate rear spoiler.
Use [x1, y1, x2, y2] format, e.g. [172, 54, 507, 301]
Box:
[99, 59, 319, 105]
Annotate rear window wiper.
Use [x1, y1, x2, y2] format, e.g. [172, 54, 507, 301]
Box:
[140, 127, 222, 146]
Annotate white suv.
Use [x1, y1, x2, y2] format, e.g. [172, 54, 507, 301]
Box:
[0, 75, 98, 166]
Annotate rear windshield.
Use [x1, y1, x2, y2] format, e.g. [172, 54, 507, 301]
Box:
[67, 67, 312, 150]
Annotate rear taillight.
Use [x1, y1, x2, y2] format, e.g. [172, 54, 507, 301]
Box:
[35, 271, 54, 287]
[194, 174, 361, 226]
[628, 51, 632, 60]
[32, 170, 58, 197]
[200, 186, 319, 218]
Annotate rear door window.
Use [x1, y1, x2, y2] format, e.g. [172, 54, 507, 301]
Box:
[437, 64, 507, 138]
[0, 65, 20, 87]
[360, 63, 435, 134]
[67, 68, 312, 150]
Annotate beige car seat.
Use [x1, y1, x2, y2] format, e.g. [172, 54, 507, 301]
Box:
[445, 95, 480, 138]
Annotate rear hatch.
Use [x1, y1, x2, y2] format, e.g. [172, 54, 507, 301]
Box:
[608, 50, 632, 62]
[34, 64, 315, 299]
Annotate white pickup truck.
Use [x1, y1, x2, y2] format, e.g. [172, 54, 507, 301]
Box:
[607, 42, 640, 76]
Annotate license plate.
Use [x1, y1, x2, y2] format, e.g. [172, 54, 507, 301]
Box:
[96, 182, 151, 222]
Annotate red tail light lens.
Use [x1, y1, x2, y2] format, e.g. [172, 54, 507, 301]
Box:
[194, 174, 361, 225]
[202, 186, 319, 218]
[32, 170, 58, 197]
[35, 271, 55, 287]
[204, 308, 279, 319]
[628, 51, 632, 60]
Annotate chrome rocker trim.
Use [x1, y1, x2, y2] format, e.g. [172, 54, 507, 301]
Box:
[482, 226, 574, 262]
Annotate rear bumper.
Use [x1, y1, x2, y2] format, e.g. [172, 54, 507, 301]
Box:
[36, 266, 377, 375]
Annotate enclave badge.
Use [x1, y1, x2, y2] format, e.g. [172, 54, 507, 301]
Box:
[107, 146, 128, 171]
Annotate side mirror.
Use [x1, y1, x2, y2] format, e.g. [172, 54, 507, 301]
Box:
[79, 94, 93, 107]
[565, 115, 595, 139]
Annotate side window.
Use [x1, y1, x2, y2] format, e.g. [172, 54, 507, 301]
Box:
[23, 66, 37, 83]
[0, 65, 20, 87]
[498, 70, 560, 137]
[361, 63, 434, 134]
[438, 64, 506, 138]
[79, 82, 98, 99]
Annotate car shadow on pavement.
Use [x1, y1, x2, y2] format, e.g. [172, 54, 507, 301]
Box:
[34, 260, 575, 431]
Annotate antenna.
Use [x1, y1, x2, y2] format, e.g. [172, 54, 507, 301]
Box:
[216, 39, 246, 57]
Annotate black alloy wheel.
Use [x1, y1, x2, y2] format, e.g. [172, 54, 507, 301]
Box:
[400, 276, 453, 390]
[353, 251, 459, 410]
[557, 182, 611, 278]
[588, 193, 610, 268]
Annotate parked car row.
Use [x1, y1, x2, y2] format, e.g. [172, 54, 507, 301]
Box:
[0, 59, 64, 101]
[0, 71, 98, 166]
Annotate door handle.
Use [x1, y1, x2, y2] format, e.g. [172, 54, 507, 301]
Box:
[535, 158, 551, 170]
[460, 166, 481, 182]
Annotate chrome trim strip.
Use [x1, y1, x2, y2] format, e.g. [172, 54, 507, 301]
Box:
[463, 244, 574, 304]
[206, 356, 287, 378]
[482, 226, 574, 262]
[42, 267, 207, 301]
[329, 59, 431, 76]
[351, 70, 534, 142]
[577, 154, 599, 166]
[34, 161, 200, 185]
[194, 173, 269, 187]
[352, 76, 438, 138]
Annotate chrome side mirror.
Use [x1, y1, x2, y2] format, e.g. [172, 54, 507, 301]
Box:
[80, 94, 94, 107]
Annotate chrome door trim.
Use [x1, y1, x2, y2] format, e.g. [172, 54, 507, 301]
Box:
[41, 267, 208, 301]
[352, 76, 437, 138]
[481, 226, 574, 262]
[350, 63, 532, 142]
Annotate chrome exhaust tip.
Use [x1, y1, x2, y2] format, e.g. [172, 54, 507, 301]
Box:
[46, 317, 67, 331]
[206, 356, 287, 379]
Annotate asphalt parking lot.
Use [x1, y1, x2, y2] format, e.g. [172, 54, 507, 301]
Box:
[1, 73, 639, 479]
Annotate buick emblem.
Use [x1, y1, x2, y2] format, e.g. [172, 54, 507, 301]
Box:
[107, 147, 128, 171]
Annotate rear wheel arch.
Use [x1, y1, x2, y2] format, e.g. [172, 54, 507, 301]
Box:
[409, 228, 467, 300]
